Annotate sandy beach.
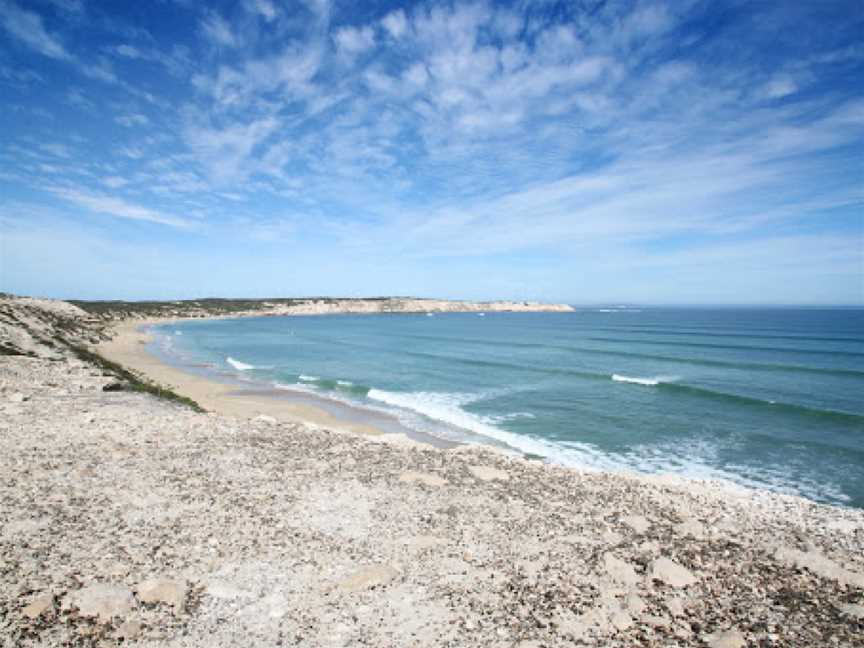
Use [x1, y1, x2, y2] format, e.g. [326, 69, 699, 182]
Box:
[2, 296, 864, 647]
[98, 320, 399, 441]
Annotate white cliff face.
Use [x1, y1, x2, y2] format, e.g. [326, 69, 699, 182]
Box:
[261, 299, 575, 316]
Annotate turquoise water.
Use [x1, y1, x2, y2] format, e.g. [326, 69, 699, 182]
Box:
[151, 308, 864, 508]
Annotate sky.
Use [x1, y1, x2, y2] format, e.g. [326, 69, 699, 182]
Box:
[0, 0, 862, 304]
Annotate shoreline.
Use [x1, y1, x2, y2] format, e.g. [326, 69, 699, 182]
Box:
[4, 294, 864, 646]
[98, 319, 447, 447]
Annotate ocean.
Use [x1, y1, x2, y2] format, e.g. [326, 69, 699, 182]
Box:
[149, 308, 864, 508]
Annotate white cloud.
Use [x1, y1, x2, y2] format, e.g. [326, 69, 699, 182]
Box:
[47, 187, 193, 228]
[761, 75, 798, 99]
[101, 176, 129, 189]
[0, 0, 71, 59]
[200, 12, 237, 48]
[115, 113, 150, 127]
[334, 25, 375, 59]
[381, 9, 407, 39]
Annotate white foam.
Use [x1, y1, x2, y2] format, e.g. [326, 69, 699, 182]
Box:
[336, 380, 353, 386]
[174, 330, 183, 336]
[226, 357, 254, 371]
[611, 374, 678, 386]
[299, 374, 319, 382]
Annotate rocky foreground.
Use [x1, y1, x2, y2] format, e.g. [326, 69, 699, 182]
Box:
[1, 296, 863, 647]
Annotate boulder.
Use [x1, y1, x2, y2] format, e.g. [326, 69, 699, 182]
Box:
[136, 577, 187, 613]
[66, 584, 135, 622]
[22, 594, 54, 619]
[603, 553, 641, 586]
[704, 628, 747, 648]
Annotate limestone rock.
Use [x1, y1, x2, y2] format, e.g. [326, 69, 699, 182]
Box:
[622, 515, 650, 534]
[116, 620, 143, 640]
[651, 557, 697, 588]
[704, 628, 747, 648]
[398, 471, 448, 487]
[66, 584, 135, 622]
[254, 414, 277, 424]
[838, 603, 864, 620]
[774, 547, 864, 587]
[468, 465, 509, 481]
[9, 392, 28, 403]
[338, 564, 399, 591]
[136, 577, 187, 613]
[22, 594, 54, 619]
[603, 553, 641, 586]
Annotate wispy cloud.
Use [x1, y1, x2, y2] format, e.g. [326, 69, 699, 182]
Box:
[47, 187, 194, 229]
[0, 0, 71, 59]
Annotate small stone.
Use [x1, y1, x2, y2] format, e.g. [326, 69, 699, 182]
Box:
[338, 564, 399, 591]
[666, 597, 686, 617]
[704, 628, 747, 648]
[603, 553, 641, 586]
[22, 594, 54, 619]
[610, 608, 633, 631]
[468, 465, 509, 481]
[651, 557, 697, 588]
[675, 518, 706, 538]
[116, 620, 143, 640]
[398, 471, 448, 487]
[66, 584, 135, 622]
[626, 593, 646, 614]
[136, 578, 187, 613]
[622, 515, 650, 534]
[838, 603, 864, 620]
[9, 392, 28, 402]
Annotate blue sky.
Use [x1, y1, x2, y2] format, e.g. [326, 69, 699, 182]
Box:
[0, 0, 862, 304]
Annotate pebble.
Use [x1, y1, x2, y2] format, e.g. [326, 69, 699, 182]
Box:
[21, 594, 54, 619]
[704, 628, 747, 648]
[136, 577, 188, 613]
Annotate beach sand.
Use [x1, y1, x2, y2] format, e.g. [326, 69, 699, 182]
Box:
[99, 320, 399, 441]
[2, 297, 864, 647]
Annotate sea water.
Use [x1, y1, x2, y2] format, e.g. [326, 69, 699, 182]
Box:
[150, 308, 864, 508]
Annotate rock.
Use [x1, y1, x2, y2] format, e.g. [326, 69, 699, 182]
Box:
[116, 620, 143, 640]
[704, 628, 747, 648]
[603, 553, 641, 586]
[8, 392, 28, 402]
[468, 465, 509, 481]
[666, 597, 686, 617]
[838, 603, 864, 620]
[338, 564, 399, 591]
[610, 608, 633, 631]
[136, 577, 187, 613]
[22, 594, 54, 619]
[626, 593, 646, 614]
[66, 584, 135, 622]
[102, 382, 129, 392]
[774, 546, 864, 587]
[398, 471, 448, 487]
[254, 414, 277, 424]
[651, 557, 697, 588]
[675, 518, 706, 538]
[622, 515, 650, 534]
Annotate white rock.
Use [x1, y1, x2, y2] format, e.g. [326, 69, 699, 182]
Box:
[622, 515, 650, 534]
[774, 547, 864, 587]
[22, 594, 54, 619]
[603, 553, 641, 586]
[136, 577, 187, 613]
[254, 414, 277, 424]
[338, 564, 399, 591]
[704, 628, 747, 648]
[468, 465, 510, 481]
[398, 471, 448, 487]
[651, 557, 697, 588]
[66, 584, 135, 622]
[839, 603, 864, 620]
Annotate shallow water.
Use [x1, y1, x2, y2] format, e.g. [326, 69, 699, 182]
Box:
[151, 308, 864, 508]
